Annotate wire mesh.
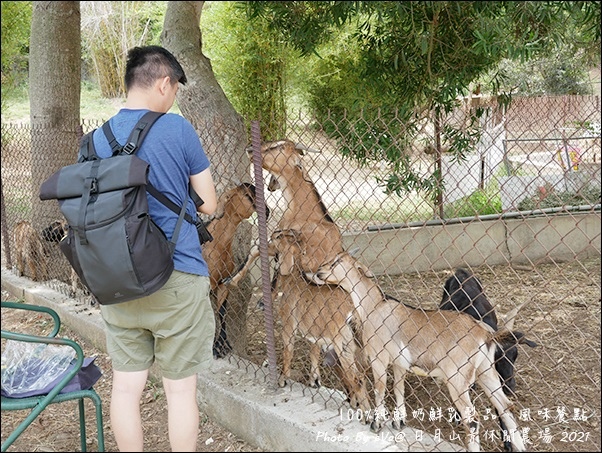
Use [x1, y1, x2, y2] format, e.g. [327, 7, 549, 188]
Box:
[1, 95, 600, 451]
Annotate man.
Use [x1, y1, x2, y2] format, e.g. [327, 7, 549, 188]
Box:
[93, 45, 217, 452]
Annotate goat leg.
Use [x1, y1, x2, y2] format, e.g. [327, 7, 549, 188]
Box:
[446, 374, 481, 452]
[213, 301, 232, 358]
[369, 359, 389, 431]
[279, 315, 296, 388]
[477, 363, 526, 452]
[224, 232, 283, 287]
[213, 289, 232, 359]
[391, 365, 408, 430]
[309, 343, 322, 388]
[222, 246, 261, 286]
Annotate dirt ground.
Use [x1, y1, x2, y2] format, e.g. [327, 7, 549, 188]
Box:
[1, 289, 263, 453]
[2, 256, 600, 452]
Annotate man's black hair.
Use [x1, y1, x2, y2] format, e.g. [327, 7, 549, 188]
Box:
[125, 45, 187, 91]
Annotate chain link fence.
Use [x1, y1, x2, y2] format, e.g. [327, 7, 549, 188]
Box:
[2, 95, 600, 451]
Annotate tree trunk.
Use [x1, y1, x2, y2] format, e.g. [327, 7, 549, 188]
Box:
[162, 1, 254, 358]
[29, 1, 81, 228]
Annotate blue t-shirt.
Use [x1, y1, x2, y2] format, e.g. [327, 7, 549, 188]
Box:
[91, 109, 211, 277]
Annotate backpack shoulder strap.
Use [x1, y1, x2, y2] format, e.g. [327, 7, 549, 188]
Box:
[101, 121, 122, 156]
[77, 130, 99, 163]
[147, 185, 196, 224]
[100, 111, 165, 156]
[122, 111, 165, 155]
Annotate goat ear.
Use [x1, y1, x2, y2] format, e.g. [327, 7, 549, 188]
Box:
[269, 140, 288, 151]
[293, 155, 304, 170]
[268, 175, 281, 191]
[295, 142, 320, 154]
[295, 143, 320, 156]
[293, 143, 307, 156]
[305, 272, 326, 285]
[356, 260, 375, 278]
[500, 301, 527, 330]
[513, 331, 538, 348]
[279, 250, 295, 275]
[273, 228, 301, 241]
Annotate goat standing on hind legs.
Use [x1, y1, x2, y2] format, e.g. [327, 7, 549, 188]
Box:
[224, 139, 345, 361]
[268, 229, 370, 413]
[226, 139, 344, 286]
[225, 140, 369, 407]
[202, 183, 265, 359]
[313, 252, 527, 452]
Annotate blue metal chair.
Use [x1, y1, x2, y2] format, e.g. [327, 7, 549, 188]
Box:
[1, 301, 105, 452]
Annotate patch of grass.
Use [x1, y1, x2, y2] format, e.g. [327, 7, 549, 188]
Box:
[1, 83, 181, 123]
[443, 187, 503, 218]
[79, 82, 126, 121]
[1, 85, 30, 122]
[334, 197, 433, 225]
[518, 184, 601, 210]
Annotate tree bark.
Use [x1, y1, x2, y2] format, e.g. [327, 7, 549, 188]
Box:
[162, 1, 254, 358]
[162, 1, 249, 193]
[29, 1, 81, 227]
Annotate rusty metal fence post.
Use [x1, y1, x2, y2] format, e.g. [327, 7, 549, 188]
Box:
[250, 120, 279, 389]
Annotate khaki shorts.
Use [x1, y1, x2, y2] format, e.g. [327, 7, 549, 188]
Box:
[100, 271, 215, 380]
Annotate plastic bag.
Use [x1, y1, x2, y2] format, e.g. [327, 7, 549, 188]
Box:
[1, 340, 76, 397]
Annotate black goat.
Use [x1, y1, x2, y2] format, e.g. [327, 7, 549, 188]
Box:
[441, 268, 537, 452]
[440, 268, 538, 397]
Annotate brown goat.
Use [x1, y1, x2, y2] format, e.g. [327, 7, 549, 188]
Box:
[314, 252, 526, 452]
[14, 221, 49, 282]
[40, 219, 88, 298]
[203, 183, 263, 358]
[270, 229, 370, 411]
[227, 140, 344, 284]
[226, 140, 368, 406]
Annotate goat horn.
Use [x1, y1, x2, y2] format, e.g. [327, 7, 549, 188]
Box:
[348, 246, 361, 257]
[304, 272, 326, 285]
[295, 143, 320, 154]
[501, 301, 527, 330]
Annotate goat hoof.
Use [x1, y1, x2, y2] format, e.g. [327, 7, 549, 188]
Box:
[212, 340, 232, 359]
[308, 378, 321, 388]
[391, 420, 405, 430]
[369, 420, 384, 433]
[212, 348, 226, 359]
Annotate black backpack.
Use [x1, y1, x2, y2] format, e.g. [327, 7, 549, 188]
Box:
[39, 111, 208, 305]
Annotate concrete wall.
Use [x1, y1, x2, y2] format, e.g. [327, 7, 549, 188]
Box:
[240, 212, 600, 283]
[342, 212, 600, 276]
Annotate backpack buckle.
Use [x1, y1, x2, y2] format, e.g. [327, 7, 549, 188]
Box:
[85, 177, 98, 194]
[122, 142, 136, 154]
